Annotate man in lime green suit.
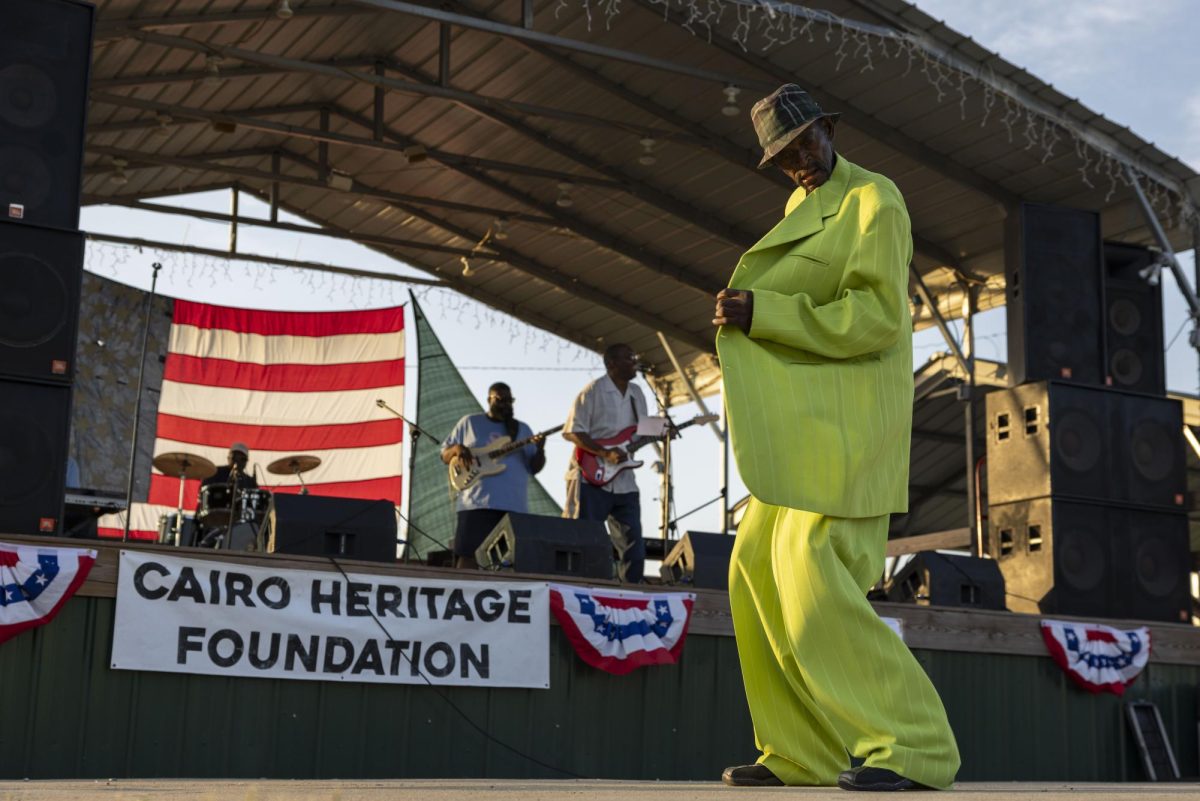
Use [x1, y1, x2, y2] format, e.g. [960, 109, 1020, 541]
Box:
[714, 85, 960, 791]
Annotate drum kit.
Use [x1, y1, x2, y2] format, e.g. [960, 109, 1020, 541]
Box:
[151, 451, 323, 550]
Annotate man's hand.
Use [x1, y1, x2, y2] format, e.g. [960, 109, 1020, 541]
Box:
[713, 289, 753, 334]
[602, 447, 627, 465]
[446, 444, 475, 468]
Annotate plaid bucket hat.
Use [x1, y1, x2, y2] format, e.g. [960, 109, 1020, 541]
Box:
[751, 84, 841, 168]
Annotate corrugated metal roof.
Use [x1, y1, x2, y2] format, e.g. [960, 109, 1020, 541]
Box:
[83, 0, 1199, 400]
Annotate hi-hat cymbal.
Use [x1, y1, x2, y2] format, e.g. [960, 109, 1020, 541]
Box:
[266, 454, 322, 476]
[152, 451, 217, 480]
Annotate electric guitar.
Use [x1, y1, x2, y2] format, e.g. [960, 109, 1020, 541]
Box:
[448, 424, 564, 492]
[575, 414, 719, 487]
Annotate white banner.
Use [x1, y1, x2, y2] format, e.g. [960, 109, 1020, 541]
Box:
[112, 551, 550, 689]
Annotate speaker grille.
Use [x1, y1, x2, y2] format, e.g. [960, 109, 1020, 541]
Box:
[0, 380, 69, 533]
[0, 249, 69, 348]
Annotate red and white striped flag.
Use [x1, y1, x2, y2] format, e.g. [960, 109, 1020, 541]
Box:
[99, 300, 405, 540]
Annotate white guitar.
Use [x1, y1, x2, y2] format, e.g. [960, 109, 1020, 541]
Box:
[448, 424, 564, 492]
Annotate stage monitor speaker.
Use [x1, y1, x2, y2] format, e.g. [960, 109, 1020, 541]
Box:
[1005, 203, 1104, 386]
[884, 551, 1006, 611]
[985, 381, 1185, 510]
[1104, 242, 1165, 396]
[266, 494, 397, 563]
[660, 531, 736, 591]
[0, 0, 94, 229]
[476, 513, 611, 579]
[0, 223, 84, 383]
[0, 379, 71, 535]
[987, 498, 1191, 623]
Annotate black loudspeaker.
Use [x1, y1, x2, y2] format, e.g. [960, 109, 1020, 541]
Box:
[0, 0, 95, 229]
[0, 223, 84, 382]
[266, 495, 397, 563]
[884, 552, 1006, 611]
[1104, 242, 1165, 396]
[1005, 203, 1104, 386]
[986, 381, 1185, 510]
[476, 513, 610, 579]
[660, 531, 736, 590]
[0, 379, 71, 534]
[988, 498, 1191, 623]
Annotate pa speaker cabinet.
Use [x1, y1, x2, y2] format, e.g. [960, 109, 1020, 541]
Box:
[660, 531, 736, 591]
[987, 498, 1191, 622]
[0, 223, 84, 382]
[1005, 203, 1104, 386]
[1103, 242, 1165, 396]
[884, 552, 1006, 611]
[985, 381, 1185, 510]
[0, 0, 95, 228]
[0, 378, 72, 534]
[476, 513, 610, 579]
[266, 494, 397, 563]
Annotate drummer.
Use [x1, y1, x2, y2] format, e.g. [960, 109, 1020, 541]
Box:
[200, 442, 259, 495]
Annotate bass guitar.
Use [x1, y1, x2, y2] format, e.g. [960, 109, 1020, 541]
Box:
[575, 414, 719, 487]
[449, 424, 564, 492]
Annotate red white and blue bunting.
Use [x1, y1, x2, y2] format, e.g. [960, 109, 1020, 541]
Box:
[0, 543, 97, 646]
[1040, 618, 1151, 695]
[550, 584, 695, 675]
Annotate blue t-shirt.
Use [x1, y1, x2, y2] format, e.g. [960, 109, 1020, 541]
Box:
[442, 414, 538, 513]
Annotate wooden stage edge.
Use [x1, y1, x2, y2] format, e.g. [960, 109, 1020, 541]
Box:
[2, 779, 1199, 800]
[7, 532, 1200, 665]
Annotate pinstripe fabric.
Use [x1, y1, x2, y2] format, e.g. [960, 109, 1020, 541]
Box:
[729, 502, 960, 788]
[719, 155, 957, 788]
[716, 155, 913, 518]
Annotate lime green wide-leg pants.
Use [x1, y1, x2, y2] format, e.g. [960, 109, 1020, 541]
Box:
[728, 499, 961, 789]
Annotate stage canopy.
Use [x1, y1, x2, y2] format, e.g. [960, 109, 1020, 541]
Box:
[84, 0, 1200, 400]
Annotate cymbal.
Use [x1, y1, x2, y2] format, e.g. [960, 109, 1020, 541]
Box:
[267, 454, 322, 476]
[152, 451, 217, 480]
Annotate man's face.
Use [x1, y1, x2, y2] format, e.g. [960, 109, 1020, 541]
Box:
[605, 346, 639, 382]
[229, 450, 248, 470]
[488, 387, 514, 420]
[771, 118, 836, 192]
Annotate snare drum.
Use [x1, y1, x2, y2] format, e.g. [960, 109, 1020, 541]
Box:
[157, 513, 198, 547]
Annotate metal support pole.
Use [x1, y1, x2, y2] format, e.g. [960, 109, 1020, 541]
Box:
[654, 331, 723, 440]
[122, 262, 162, 541]
[522, 0, 533, 29]
[961, 283, 980, 556]
[269, 151, 280, 222]
[1193, 220, 1200, 392]
[910, 264, 969, 375]
[658, 380, 674, 543]
[1125, 166, 1200, 386]
[374, 61, 386, 140]
[318, 107, 330, 182]
[228, 186, 238, 253]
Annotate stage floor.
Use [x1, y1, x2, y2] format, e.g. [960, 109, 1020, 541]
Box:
[1, 780, 1198, 799]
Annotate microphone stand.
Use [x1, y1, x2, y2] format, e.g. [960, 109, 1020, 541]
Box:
[122, 262, 162, 542]
[640, 367, 680, 545]
[222, 463, 242, 550]
[376, 399, 441, 562]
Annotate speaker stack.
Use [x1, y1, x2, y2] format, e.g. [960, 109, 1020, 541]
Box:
[988, 203, 1189, 622]
[0, 0, 94, 535]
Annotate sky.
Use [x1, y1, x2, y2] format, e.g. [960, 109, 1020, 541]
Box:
[80, 1, 1200, 556]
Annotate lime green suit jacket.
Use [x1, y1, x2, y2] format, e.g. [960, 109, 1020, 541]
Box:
[717, 155, 914, 518]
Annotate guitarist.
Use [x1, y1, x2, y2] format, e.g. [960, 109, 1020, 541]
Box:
[441, 382, 546, 569]
[563, 343, 650, 583]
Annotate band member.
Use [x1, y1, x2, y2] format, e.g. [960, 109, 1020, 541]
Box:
[714, 85, 959, 791]
[201, 442, 259, 493]
[441, 383, 547, 569]
[563, 343, 649, 583]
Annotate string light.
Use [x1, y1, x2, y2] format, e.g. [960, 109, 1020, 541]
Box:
[637, 137, 657, 166]
[556, 182, 574, 208]
[721, 85, 742, 117]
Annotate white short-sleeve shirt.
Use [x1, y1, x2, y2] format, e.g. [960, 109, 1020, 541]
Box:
[564, 374, 649, 494]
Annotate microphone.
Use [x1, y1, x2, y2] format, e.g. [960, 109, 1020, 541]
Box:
[637, 362, 655, 376]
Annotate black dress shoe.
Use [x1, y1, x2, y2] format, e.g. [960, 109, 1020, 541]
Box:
[722, 764, 785, 786]
[837, 766, 931, 791]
